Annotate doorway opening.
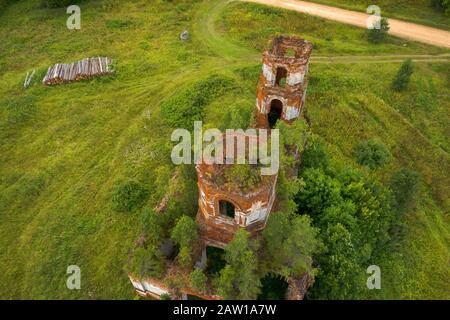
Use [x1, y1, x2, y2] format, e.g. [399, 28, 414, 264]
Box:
[268, 99, 283, 128]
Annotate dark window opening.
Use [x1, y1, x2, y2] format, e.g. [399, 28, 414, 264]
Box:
[205, 246, 226, 276]
[258, 274, 289, 300]
[275, 67, 287, 87]
[268, 99, 283, 129]
[219, 200, 235, 218]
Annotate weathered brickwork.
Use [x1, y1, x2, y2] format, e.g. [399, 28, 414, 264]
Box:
[196, 130, 278, 247]
[255, 36, 312, 128]
[198, 36, 312, 248]
[131, 36, 314, 300]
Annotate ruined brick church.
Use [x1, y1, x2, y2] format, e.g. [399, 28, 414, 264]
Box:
[130, 36, 313, 300]
[197, 36, 312, 248]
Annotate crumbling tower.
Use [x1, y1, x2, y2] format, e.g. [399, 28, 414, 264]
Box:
[255, 36, 313, 128]
[196, 132, 278, 248]
[197, 35, 312, 248]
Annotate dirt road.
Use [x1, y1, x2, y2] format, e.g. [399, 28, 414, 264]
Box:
[245, 0, 450, 48]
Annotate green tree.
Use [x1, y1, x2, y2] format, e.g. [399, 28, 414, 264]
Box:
[354, 140, 391, 170]
[263, 212, 320, 278]
[295, 168, 342, 216]
[367, 17, 390, 43]
[171, 216, 198, 269]
[217, 229, 261, 299]
[310, 223, 365, 299]
[140, 208, 164, 245]
[392, 59, 414, 91]
[190, 268, 207, 293]
[130, 245, 165, 279]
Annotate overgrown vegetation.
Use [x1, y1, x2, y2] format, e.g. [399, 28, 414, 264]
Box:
[367, 18, 390, 44]
[392, 59, 414, 91]
[0, 0, 448, 299]
[111, 181, 149, 212]
[161, 74, 238, 129]
[217, 229, 261, 299]
[224, 164, 262, 192]
[171, 216, 198, 269]
[354, 140, 391, 170]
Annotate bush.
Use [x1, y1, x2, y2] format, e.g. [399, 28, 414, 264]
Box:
[392, 59, 414, 91]
[218, 229, 261, 299]
[354, 140, 391, 169]
[295, 168, 342, 216]
[140, 208, 164, 244]
[367, 17, 390, 43]
[301, 135, 329, 171]
[130, 245, 165, 278]
[190, 268, 207, 293]
[224, 164, 261, 192]
[161, 74, 236, 129]
[171, 216, 198, 248]
[433, 0, 450, 13]
[390, 169, 421, 213]
[171, 216, 198, 269]
[111, 181, 148, 212]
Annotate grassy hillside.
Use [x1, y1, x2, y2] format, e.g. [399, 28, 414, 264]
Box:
[0, 0, 448, 299]
[308, 0, 450, 30]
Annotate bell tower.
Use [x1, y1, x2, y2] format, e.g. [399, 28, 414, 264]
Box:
[196, 36, 312, 248]
[255, 36, 313, 128]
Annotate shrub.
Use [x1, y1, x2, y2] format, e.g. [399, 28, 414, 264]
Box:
[130, 245, 165, 278]
[390, 169, 421, 213]
[392, 59, 414, 91]
[433, 0, 450, 13]
[140, 208, 164, 244]
[160, 293, 171, 300]
[171, 216, 198, 248]
[263, 213, 320, 278]
[301, 135, 329, 171]
[218, 229, 261, 299]
[224, 164, 261, 192]
[295, 168, 342, 216]
[171, 216, 198, 269]
[221, 104, 252, 130]
[190, 268, 207, 293]
[367, 17, 390, 43]
[161, 74, 236, 129]
[111, 181, 148, 212]
[354, 140, 391, 169]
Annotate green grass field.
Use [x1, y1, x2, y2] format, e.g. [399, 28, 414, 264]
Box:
[307, 0, 450, 30]
[0, 0, 448, 299]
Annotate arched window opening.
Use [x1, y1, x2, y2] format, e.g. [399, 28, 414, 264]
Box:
[275, 67, 287, 87]
[268, 99, 283, 129]
[219, 200, 235, 218]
